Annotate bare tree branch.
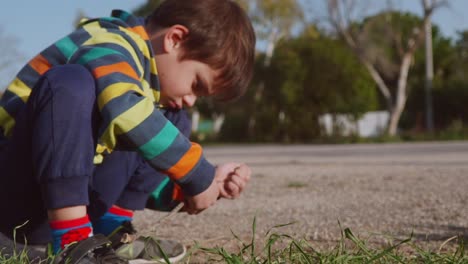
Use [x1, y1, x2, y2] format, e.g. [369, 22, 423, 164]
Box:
[323, 0, 445, 135]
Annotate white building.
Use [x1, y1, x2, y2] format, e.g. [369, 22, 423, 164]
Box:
[319, 111, 389, 137]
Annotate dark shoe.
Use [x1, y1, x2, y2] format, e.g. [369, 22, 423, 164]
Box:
[53, 234, 128, 264]
[108, 221, 186, 263]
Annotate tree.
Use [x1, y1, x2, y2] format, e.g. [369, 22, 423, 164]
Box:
[404, 30, 468, 131]
[324, 0, 447, 136]
[237, 29, 377, 142]
[244, 0, 304, 138]
[452, 30, 468, 82]
[423, 0, 434, 132]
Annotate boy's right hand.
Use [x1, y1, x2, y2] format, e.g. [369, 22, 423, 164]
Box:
[184, 177, 220, 215]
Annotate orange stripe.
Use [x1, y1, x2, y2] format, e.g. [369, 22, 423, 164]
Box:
[164, 143, 202, 180]
[172, 184, 184, 201]
[93, 61, 139, 80]
[29, 54, 51, 75]
[129, 26, 149, 40]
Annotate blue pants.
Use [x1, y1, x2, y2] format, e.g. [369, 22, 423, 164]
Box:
[0, 64, 191, 244]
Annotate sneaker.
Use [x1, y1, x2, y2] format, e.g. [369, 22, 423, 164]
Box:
[108, 221, 186, 263]
[52, 234, 128, 264]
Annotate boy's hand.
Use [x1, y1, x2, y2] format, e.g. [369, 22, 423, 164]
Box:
[215, 163, 251, 199]
[184, 179, 219, 215]
[183, 163, 251, 214]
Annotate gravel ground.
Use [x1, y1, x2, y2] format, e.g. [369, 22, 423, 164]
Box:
[2, 141, 467, 261]
[135, 141, 468, 255]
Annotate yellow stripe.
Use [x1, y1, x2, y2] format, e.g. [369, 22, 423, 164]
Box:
[153, 90, 160, 103]
[119, 26, 152, 59]
[7, 78, 32, 103]
[0, 107, 15, 137]
[141, 79, 155, 102]
[114, 98, 154, 134]
[150, 58, 158, 75]
[97, 82, 144, 110]
[100, 98, 154, 148]
[82, 29, 144, 75]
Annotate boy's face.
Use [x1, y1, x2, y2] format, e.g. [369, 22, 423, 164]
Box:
[152, 25, 217, 109]
[157, 56, 216, 109]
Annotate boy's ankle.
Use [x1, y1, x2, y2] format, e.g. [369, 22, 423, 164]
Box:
[93, 206, 134, 236]
[49, 215, 93, 254]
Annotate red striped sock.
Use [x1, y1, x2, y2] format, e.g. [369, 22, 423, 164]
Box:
[50, 215, 93, 253]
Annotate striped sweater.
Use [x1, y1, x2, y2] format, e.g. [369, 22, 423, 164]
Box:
[0, 10, 215, 196]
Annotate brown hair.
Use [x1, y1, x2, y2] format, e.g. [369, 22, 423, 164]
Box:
[147, 0, 256, 101]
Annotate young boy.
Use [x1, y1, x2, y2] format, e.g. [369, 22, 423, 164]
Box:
[0, 0, 255, 263]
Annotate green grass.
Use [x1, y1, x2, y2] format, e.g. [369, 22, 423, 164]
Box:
[189, 219, 468, 264]
[286, 181, 308, 188]
[0, 222, 51, 264]
[1, 219, 467, 264]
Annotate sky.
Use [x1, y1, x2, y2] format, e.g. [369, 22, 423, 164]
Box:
[0, 0, 468, 88]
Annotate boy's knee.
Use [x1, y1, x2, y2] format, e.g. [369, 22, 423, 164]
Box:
[39, 64, 95, 100]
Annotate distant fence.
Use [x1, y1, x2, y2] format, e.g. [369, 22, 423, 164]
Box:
[319, 111, 389, 137]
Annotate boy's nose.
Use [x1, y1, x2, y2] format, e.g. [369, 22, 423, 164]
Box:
[182, 94, 197, 107]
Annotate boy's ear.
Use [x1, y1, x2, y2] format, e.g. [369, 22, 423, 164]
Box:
[163, 25, 189, 53]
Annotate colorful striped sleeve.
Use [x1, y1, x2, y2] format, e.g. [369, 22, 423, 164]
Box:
[68, 37, 214, 196]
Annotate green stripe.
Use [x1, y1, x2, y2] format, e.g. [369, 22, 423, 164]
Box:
[139, 122, 179, 160]
[55, 37, 78, 60]
[150, 177, 171, 208]
[100, 17, 119, 22]
[118, 12, 130, 21]
[77, 47, 123, 65]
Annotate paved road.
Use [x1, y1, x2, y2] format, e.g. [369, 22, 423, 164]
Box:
[204, 141, 468, 165]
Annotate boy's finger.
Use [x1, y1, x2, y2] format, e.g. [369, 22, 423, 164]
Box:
[233, 164, 251, 180]
[218, 184, 233, 199]
[228, 174, 246, 191]
[225, 181, 240, 198]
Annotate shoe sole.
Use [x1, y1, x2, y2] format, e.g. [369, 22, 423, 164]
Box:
[128, 245, 186, 264]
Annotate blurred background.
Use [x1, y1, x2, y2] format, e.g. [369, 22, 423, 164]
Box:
[1, 0, 467, 143]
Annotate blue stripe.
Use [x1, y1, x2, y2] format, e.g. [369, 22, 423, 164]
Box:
[94, 73, 142, 94]
[147, 133, 190, 171]
[116, 108, 168, 149]
[99, 92, 146, 138]
[16, 65, 41, 90]
[0, 90, 25, 117]
[150, 73, 160, 91]
[41, 45, 68, 66]
[85, 42, 142, 77]
[139, 121, 179, 160]
[68, 28, 93, 47]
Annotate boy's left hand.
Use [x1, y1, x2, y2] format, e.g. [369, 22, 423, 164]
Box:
[215, 163, 251, 199]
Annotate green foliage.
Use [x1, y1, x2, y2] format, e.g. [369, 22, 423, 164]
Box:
[193, 218, 468, 264]
[403, 79, 468, 131]
[411, 27, 457, 86]
[219, 31, 378, 143]
[262, 33, 377, 141]
[248, 0, 303, 41]
[449, 30, 468, 82]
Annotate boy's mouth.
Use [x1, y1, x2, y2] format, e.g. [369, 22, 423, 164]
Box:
[167, 100, 181, 109]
